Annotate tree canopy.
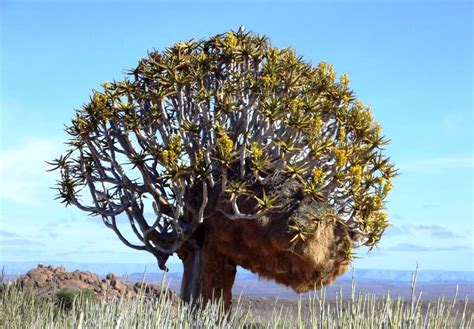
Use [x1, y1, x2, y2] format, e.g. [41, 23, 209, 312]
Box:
[51, 29, 396, 271]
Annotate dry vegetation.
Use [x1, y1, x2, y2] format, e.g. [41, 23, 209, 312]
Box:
[1, 268, 472, 328]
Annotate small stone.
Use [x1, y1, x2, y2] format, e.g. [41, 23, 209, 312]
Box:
[113, 281, 124, 292]
[106, 273, 118, 281]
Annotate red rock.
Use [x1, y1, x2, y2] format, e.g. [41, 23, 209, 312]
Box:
[15, 265, 176, 303]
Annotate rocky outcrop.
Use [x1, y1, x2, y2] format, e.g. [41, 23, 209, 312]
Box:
[16, 264, 174, 301]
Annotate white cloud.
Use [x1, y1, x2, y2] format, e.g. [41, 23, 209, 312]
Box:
[385, 243, 471, 253]
[400, 155, 473, 173]
[0, 140, 61, 204]
[385, 223, 464, 239]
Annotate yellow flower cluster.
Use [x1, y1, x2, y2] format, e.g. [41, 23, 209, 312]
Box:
[92, 92, 108, 109]
[371, 195, 383, 210]
[382, 180, 392, 196]
[318, 62, 336, 81]
[318, 61, 328, 71]
[250, 142, 264, 159]
[262, 74, 277, 89]
[333, 148, 347, 167]
[365, 211, 389, 232]
[226, 32, 238, 47]
[194, 149, 204, 166]
[311, 167, 325, 186]
[311, 117, 323, 133]
[349, 165, 362, 186]
[355, 100, 364, 111]
[338, 127, 346, 143]
[373, 123, 382, 137]
[217, 133, 234, 156]
[161, 150, 177, 169]
[91, 91, 114, 121]
[161, 134, 182, 169]
[340, 73, 350, 86]
[170, 134, 182, 150]
[290, 98, 305, 110]
[267, 47, 280, 61]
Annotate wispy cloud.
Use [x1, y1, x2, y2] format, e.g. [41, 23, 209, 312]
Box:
[0, 229, 21, 238]
[0, 139, 61, 204]
[385, 223, 463, 239]
[399, 155, 473, 173]
[413, 225, 463, 239]
[0, 229, 47, 249]
[387, 243, 471, 253]
[391, 213, 405, 220]
[384, 224, 411, 237]
[0, 238, 46, 246]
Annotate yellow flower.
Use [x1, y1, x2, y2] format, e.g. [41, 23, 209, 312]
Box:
[311, 167, 325, 185]
[312, 117, 323, 133]
[92, 92, 108, 109]
[217, 133, 234, 156]
[267, 47, 280, 61]
[161, 134, 182, 169]
[362, 108, 374, 123]
[340, 73, 350, 86]
[382, 180, 392, 196]
[334, 148, 347, 167]
[161, 149, 178, 169]
[371, 195, 383, 209]
[338, 127, 346, 143]
[343, 95, 350, 104]
[170, 134, 182, 152]
[226, 32, 238, 47]
[250, 142, 264, 159]
[365, 211, 389, 231]
[349, 165, 362, 186]
[194, 150, 204, 166]
[262, 74, 277, 88]
[373, 123, 382, 137]
[291, 98, 305, 109]
[319, 62, 335, 81]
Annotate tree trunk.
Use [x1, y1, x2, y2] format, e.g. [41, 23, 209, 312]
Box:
[178, 224, 237, 311]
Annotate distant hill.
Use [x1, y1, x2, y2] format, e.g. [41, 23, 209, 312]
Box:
[122, 270, 474, 301]
[2, 262, 472, 283]
[340, 269, 474, 284]
[2, 261, 473, 300]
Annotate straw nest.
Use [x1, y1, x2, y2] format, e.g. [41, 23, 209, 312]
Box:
[207, 177, 354, 292]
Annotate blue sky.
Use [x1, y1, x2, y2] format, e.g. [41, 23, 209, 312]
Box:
[0, 0, 472, 272]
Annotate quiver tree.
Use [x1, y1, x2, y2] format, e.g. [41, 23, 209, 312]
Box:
[51, 29, 396, 310]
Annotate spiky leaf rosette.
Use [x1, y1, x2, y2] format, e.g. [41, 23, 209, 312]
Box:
[51, 30, 396, 269]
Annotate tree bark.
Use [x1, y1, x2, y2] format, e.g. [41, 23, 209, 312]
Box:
[178, 223, 237, 311]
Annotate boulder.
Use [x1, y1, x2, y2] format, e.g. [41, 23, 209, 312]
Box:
[15, 264, 175, 302]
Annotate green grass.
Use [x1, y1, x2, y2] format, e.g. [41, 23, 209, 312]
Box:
[0, 272, 472, 328]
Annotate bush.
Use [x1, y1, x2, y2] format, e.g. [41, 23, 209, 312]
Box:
[54, 289, 96, 311]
